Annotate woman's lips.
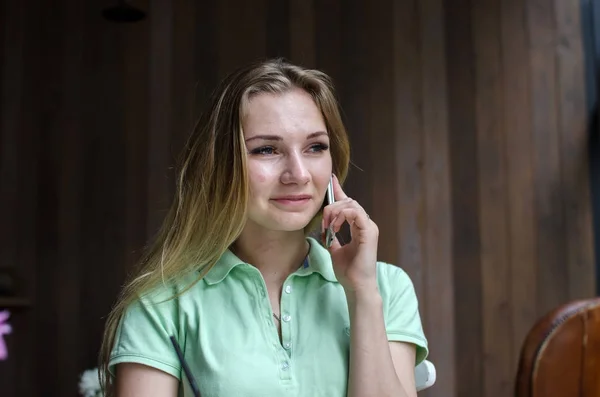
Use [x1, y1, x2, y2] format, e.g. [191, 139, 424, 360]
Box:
[271, 195, 312, 206]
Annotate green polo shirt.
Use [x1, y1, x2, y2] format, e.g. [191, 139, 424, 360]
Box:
[109, 237, 428, 396]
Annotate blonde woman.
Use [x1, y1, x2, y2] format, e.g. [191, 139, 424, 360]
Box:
[99, 59, 428, 397]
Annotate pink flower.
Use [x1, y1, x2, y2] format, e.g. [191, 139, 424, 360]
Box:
[0, 310, 12, 361]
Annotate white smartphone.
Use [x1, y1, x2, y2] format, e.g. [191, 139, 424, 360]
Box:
[325, 175, 335, 248]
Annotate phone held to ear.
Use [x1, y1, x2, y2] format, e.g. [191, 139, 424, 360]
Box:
[325, 176, 335, 248]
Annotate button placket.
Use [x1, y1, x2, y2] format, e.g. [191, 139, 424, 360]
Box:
[254, 276, 279, 347]
[279, 277, 294, 360]
[278, 274, 300, 380]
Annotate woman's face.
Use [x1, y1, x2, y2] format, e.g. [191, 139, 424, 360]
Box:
[242, 87, 333, 233]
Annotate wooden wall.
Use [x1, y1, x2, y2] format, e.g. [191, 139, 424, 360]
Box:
[0, 0, 596, 396]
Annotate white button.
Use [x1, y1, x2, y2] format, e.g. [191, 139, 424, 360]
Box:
[281, 361, 289, 370]
[284, 285, 292, 294]
[283, 342, 291, 349]
[282, 314, 291, 322]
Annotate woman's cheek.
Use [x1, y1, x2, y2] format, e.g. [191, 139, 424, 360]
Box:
[251, 162, 278, 185]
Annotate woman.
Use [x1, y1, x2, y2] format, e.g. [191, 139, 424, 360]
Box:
[99, 58, 428, 397]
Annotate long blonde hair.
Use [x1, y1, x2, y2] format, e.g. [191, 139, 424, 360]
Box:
[98, 58, 351, 395]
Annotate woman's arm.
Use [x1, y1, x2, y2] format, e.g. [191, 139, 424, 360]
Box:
[346, 288, 417, 397]
[115, 363, 179, 397]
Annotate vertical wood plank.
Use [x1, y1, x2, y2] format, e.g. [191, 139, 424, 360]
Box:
[15, 0, 41, 393]
[34, 0, 64, 394]
[502, 0, 538, 375]
[172, 0, 196, 164]
[473, 0, 513, 395]
[266, 0, 290, 58]
[122, 1, 149, 269]
[554, 0, 596, 300]
[0, 0, 5, 94]
[315, 0, 342, 84]
[314, 0, 343, 243]
[289, 0, 315, 67]
[56, 0, 85, 393]
[0, 1, 25, 395]
[392, 0, 424, 300]
[193, 0, 218, 114]
[147, 0, 174, 238]
[445, 0, 484, 395]
[419, 0, 455, 394]
[0, 0, 22, 273]
[366, 0, 397, 264]
[216, 0, 267, 77]
[339, 0, 371, 217]
[527, 0, 568, 316]
[80, 0, 127, 370]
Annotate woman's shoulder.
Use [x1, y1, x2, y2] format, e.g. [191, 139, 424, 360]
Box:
[375, 261, 413, 283]
[130, 272, 204, 311]
[375, 261, 419, 301]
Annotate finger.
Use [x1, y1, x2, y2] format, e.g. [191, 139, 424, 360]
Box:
[332, 174, 348, 201]
[323, 197, 355, 228]
[331, 207, 370, 233]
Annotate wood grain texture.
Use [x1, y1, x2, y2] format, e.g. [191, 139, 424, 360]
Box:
[289, 0, 315, 67]
[502, 0, 538, 377]
[338, 0, 371, 247]
[473, 0, 514, 396]
[56, 1, 85, 395]
[315, 0, 342, 85]
[216, 0, 267, 77]
[528, 0, 569, 316]
[14, 0, 42, 394]
[446, 0, 484, 395]
[147, 0, 175, 238]
[266, 0, 290, 59]
[393, 0, 425, 299]
[419, 0, 454, 394]
[123, 1, 150, 267]
[366, 0, 397, 265]
[554, 0, 596, 300]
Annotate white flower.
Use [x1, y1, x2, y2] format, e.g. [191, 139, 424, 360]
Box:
[78, 368, 102, 397]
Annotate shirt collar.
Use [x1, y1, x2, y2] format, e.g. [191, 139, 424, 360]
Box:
[203, 237, 338, 285]
[297, 237, 338, 282]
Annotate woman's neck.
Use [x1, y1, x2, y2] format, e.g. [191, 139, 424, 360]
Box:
[231, 227, 310, 286]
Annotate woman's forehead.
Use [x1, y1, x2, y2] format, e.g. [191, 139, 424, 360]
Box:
[243, 89, 326, 139]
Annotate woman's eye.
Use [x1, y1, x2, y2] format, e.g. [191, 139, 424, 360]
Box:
[309, 143, 329, 153]
[250, 146, 275, 155]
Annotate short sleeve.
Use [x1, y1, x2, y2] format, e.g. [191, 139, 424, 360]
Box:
[377, 262, 429, 366]
[108, 289, 182, 380]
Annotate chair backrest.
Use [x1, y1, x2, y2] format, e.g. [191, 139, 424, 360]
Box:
[515, 297, 600, 397]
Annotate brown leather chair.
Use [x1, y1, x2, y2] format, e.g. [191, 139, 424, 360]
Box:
[515, 297, 600, 397]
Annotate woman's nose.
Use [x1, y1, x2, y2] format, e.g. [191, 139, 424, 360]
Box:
[280, 154, 310, 184]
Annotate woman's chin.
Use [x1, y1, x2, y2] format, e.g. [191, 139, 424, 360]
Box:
[269, 214, 315, 232]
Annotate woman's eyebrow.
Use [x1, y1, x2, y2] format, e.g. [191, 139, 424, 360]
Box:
[245, 131, 328, 143]
[245, 135, 282, 143]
